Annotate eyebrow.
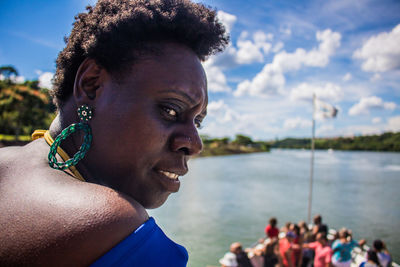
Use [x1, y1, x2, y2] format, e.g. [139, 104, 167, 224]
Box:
[158, 89, 197, 105]
[158, 88, 208, 118]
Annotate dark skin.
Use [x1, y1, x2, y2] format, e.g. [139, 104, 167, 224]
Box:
[0, 43, 207, 266]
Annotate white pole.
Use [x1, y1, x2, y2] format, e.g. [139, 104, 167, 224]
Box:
[307, 93, 316, 224]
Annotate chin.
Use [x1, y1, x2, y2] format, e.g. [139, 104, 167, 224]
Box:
[139, 192, 171, 209]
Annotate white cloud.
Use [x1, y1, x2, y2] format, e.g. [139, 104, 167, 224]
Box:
[310, 29, 342, 67]
[206, 100, 256, 133]
[207, 10, 274, 68]
[235, 31, 272, 64]
[207, 100, 225, 113]
[207, 29, 273, 69]
[280, 26, 292, 36]
[353, 24, 400, 72]
[203, 62, 231, 93]
[348, 96, 396, 116]
[254, 31, 274, 42]
[202, 100, 258, 137]
[372, 117, 382, 124]
[333, 116, 400, 137]
[204, 10, 275, 94]
[206, 10, 238, 70]
[205, 45, 237, 69]
[370, 73, 381, 82]
[290, 82, 343, 102]
[10, 76, 25, 83]
[217, 10, 237, 34]
[385, 115, 400, 132]
[0, 73, 25, 83]
[343, 72, 352, 81]
[38, 72, 54, 89]
[234, 64, 285, 97]
[234, 29, 341, 97]
[272, 41, 284, 53]
[316, 124, 335, 136]
[206, 100, 239, 123]
[343, 125, 382, 136]
[283, 117, 312, 129]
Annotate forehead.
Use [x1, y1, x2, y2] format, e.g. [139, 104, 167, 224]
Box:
[116, 43, 208, 107]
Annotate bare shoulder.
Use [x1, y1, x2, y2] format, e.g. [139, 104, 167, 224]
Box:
[0, 140, 148, 266]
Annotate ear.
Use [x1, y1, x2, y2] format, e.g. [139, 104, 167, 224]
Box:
[73, 58, 104, 104]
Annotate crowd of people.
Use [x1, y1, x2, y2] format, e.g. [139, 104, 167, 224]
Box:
[218, 215, 393, 267]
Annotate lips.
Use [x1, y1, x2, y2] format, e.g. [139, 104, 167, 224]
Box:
[158, 170, 179, 180]
[154, 167, 187, 193]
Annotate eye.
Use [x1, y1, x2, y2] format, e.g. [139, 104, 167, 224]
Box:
[161, 105, 179, 121]
[195, 119, 203, 129]
[167, 108, 177, 117]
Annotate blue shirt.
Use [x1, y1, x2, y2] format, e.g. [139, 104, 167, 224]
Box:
[91, 217, 188, 266]
[332, 239, 358, 262]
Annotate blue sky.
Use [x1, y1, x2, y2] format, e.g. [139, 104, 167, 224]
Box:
[1, 0, 399, 140]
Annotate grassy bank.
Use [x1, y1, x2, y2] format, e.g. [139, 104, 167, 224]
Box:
[0, 134, 31, 147]
[200, 142, 269, 157]
[199, 135, 270, 157]
[0, 134, 31, 141]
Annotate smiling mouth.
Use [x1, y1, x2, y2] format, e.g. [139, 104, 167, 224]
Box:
[158, 170, 179, 180]
[155, 169, 182, 193]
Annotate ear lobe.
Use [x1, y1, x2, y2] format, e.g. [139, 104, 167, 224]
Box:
[74, 58, 103, 103]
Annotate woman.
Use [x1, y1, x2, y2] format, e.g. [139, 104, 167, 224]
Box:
[0, 0, 228, 265]
[302, 233, 333, 267]
[331, 228, 366, 267]
[372, 240, 392, 267]
[359, 250, 381, 267]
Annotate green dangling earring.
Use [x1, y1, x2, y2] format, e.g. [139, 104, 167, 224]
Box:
[48, 104, 93, 170]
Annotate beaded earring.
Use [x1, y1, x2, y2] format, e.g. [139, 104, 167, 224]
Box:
[48, 104, 93, 170]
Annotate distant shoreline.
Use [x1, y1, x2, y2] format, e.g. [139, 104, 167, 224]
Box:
[0, 140, 29, 148]
[2, 131, 399, 153]
[269, 132, 400, 152]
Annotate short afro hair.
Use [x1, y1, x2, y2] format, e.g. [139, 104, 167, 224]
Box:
[52, 0, 229, 107]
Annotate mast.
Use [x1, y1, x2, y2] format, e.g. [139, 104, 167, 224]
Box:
[307, 93, 316, 224]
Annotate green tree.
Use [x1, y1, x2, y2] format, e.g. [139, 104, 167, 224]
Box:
[0, 68, 55, 138]
[233, 134, 253, 146]
[0, 65, 19, 85]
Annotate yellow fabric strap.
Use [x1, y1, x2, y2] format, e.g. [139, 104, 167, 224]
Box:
[32, 130, 85, 182]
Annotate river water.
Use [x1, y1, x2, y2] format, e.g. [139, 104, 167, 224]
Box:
[149, 149, 400, 267]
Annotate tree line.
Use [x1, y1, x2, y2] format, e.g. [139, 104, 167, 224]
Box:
[0, 65, 55, 138]
[200, 132, 400, 155]
[271, 133, 400, 152]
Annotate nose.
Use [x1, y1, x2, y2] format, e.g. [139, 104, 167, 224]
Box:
[170, 123, 203, 156]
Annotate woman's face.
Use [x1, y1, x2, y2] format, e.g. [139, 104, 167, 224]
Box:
[86, 43, 207, 208]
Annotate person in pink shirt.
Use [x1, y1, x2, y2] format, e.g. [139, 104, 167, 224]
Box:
[303, 233, 333, 267]
[279, 231, 296, 267]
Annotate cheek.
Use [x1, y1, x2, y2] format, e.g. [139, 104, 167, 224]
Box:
[92, 96, 171, 160]
[123, 113, 171, 157]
